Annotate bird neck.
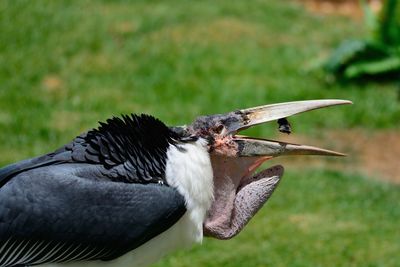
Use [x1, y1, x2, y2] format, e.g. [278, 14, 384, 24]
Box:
[165, 138, 214, 243]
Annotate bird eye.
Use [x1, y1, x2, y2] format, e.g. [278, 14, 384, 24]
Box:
[214, 125, 225, 134]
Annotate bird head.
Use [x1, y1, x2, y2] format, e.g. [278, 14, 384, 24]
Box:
[172, 99, 352, 239]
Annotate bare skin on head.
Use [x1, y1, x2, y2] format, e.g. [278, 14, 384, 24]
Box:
[180, 99, 352, 240]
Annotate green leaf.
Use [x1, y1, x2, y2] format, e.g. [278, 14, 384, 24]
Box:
[344, 56, 400, 78]
[378, 0, 400, 45]
[324, 40, 367, 73]
[324, 40, 388, 74]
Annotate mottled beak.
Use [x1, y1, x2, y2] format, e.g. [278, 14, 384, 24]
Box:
[231, 99, 351, 158]
[189, 100, 351, 159]
[188, 99, 352, 240]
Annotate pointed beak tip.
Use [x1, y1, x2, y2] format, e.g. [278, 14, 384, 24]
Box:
[339, 100, 353, 105]
[328, 152, 347, 157]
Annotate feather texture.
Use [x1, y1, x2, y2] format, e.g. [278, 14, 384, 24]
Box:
[0, 114, 178, 187]
[0, 113, 194, 266]
[0, 168, 186, 266]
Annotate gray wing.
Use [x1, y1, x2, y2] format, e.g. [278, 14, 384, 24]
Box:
[0, 165, 186, 266]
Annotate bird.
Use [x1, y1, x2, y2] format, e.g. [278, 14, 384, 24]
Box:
[0, 99, 351, 267]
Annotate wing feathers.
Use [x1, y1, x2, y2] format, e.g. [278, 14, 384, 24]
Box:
[0, 173, 186, 266]
[31, 241, 63, 264]
[16, 240, 44, 265]
[3, 239, 27, 266]
[0, 238, 113, 266]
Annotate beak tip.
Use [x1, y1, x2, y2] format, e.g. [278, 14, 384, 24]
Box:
[321, 99, 353, 106]
[340, 100, 353, 105]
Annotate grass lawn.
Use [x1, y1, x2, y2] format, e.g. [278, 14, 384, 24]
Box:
[1, 0, 399, 266]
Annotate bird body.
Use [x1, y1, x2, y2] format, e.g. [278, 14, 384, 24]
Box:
[42, 139, 213, 267]
[0, 115, 198, 266]
[0, 100, 351, 267]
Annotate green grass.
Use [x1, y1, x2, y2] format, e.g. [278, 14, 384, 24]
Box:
[1, 0, 399, 266]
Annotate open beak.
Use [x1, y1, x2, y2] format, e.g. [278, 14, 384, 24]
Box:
[228, 99, 352, 158]
[201, 99, 352, 240]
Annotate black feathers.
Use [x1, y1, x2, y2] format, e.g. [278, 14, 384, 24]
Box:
[82, 114, 176, 183]
[0, 114, 179, 186]
[0, 114, 188, 266]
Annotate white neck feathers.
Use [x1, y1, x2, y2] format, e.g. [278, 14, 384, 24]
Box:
[165, 138, 214, 243]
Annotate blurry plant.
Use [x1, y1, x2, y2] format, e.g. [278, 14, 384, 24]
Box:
[324, 0, 400, 80]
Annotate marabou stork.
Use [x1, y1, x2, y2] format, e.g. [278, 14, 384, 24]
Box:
[0, 99, 351, 267]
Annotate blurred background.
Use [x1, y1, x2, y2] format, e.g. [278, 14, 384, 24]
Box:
[0, 0, 399, 266]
